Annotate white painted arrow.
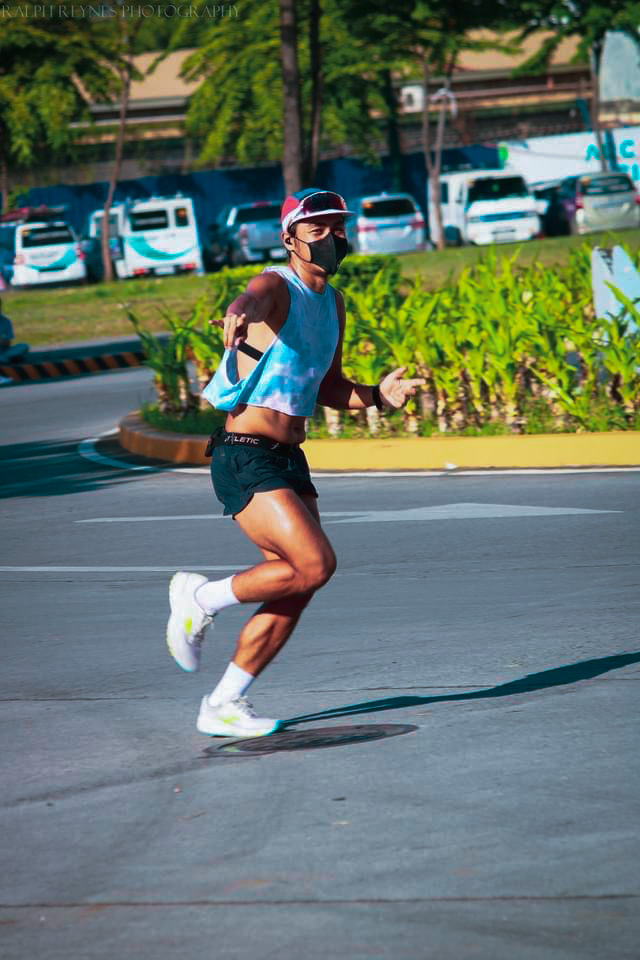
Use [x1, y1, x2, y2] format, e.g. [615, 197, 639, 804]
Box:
[323, 502, 620, 524]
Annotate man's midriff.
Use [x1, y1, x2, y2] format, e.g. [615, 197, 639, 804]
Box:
[225, 404, 307, 444]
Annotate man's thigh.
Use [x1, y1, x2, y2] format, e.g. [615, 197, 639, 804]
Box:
[234, 488, 330, 565]
[258, 493, 321, 563]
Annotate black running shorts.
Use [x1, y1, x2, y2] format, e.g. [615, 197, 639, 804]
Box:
[211, 441, 319, 517]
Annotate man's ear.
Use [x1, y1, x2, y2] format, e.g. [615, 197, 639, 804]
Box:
[282, 232, 295, 249]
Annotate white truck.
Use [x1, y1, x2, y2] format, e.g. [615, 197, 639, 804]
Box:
[86, 195, 204, 280]
[428, 169, 542, 246]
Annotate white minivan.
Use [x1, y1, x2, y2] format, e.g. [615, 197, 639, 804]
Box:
[86, 195, 204, 280]
[345, 193, 426, 255]
[0, 208, 87, 288]
[429, 170, 541, 246]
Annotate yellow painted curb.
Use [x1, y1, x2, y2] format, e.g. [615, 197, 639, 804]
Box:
[118, 412, 640, 469]
[304, 432, 640, 470]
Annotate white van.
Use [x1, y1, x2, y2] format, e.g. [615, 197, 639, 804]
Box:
[429, 169, 541, 246]
[0, 208, 87, 288]
[86, 195, 204, 280]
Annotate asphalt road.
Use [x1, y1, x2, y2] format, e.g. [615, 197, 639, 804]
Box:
[1, 370, 639, 959]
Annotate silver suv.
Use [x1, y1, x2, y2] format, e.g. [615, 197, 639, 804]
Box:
[205, 202, 285, 269]
[553, 172, 640, 235]
[345, 193, 426, 255]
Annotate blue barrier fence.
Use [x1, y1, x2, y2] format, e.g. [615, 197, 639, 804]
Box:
[20, 146, 499, 238]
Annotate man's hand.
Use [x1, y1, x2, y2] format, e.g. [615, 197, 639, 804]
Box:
[379, 367, 426, 409]
[210, 312, 249, 349]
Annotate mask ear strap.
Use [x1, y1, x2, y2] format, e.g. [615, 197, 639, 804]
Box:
[286, 232, 313, 264]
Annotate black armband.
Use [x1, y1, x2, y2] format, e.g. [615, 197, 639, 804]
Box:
[371, 383, 384, 411]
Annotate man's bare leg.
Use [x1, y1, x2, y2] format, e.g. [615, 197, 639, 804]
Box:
[230, 491, 328, 676]
[228, 488, 336, 607]
[169, 488, 335, 734]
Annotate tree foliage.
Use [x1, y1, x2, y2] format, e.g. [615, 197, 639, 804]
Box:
[177, 0, 389, 172]
[0, 15, 124, 208]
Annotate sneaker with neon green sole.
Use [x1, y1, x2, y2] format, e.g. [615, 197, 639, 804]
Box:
[196, 696, 280, 737]
[166, 571, 214, 673]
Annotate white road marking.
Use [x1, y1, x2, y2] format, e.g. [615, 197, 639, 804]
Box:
[324, 503, 621, 524]
[77, 436, 157, 473]
[77, 514, 228, 523]
[75, 504, 620, 526]
[311, 467, 640, 477]
[77, 431, 206, 475]
[77, 512, 359, 524]
[0, 566, 248, 573]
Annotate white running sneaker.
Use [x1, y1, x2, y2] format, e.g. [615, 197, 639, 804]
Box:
[167, 572, 214, 672]
[196, 696, 280, 737]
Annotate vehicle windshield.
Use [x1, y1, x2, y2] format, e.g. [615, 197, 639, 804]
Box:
[93, 214, 119, 238]
[580, 175, 632, 195]
[20, 225, 74, 247]
[235, 205, 281, 224]
[467, 177, 529, 205]
[361, 198, 416, 218]
[129, 210, 169, 232]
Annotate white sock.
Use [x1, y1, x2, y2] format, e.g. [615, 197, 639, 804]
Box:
[194, 575, 239, 615]
[208, 662, 254, 706]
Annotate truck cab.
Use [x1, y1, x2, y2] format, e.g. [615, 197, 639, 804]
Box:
[430, 170, 541, 246]
[86, 195, 204, 280]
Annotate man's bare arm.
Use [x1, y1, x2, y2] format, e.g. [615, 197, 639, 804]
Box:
[316, 290, 374, 409]
[317, 290, 424, 410]
[210, 273, 289, 348]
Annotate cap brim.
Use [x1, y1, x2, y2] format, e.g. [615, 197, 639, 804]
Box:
[283, 208, 354, 229]
[296, 207, 354, 218]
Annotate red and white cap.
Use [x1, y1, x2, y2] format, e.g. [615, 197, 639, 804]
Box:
[281, 190, 353, 233]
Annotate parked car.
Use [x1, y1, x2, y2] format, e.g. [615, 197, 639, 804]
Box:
[0, 206, 87, 288]
[345, 192, 425, 255]
[204, 202, 285, 269]
[431, 170, 541, 246]
[85, 195, 204, 280]
[531, 181, 564, 237]
[546, 172, 640, 236]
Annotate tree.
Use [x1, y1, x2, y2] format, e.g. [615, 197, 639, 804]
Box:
[175, 0, 387, 186]
[99, 14, 144, 282]
[417, 1, 510, 248]
[280, 0, 303, 193]
[510, 2, 640, 172]
[0, 14, 119, 212]
[343, 0, 510, 248]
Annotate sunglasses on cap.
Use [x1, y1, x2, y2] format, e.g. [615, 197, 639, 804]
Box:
[282, 191, 353, 231]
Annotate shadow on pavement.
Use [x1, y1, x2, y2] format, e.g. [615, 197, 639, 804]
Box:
[0, 437, 149, 500]
[209, 723, 419, 756]
[283, 651, 640, 727]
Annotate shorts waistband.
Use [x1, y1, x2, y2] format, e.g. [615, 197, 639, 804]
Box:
[205, 428, 299, 457]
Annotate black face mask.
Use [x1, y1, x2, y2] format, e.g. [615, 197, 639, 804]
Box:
[300, 232, 349, 275]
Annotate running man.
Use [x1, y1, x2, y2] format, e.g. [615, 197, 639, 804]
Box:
[167, 189, 424, 737]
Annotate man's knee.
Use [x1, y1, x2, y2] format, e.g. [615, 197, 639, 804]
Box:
[299, 547, 337, 591]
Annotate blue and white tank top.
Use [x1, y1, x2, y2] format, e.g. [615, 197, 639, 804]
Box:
[203, 265, 340, 417]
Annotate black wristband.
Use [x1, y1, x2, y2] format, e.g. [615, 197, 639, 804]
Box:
[371, 383, 384, 411]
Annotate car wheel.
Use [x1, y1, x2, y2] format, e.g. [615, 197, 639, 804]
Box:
[229, 246, 244, 268]
[444, 226, 463, 247]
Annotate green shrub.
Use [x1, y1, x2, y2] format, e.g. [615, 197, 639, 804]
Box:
[132, 243, 640, 434]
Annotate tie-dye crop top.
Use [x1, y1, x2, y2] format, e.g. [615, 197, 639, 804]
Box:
[202, 265, 340, 417]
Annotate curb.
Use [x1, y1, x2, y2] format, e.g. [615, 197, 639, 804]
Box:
[118, 412, 640, 470]
[0, 350, 145, 383]
[119, 412, 211, 465]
